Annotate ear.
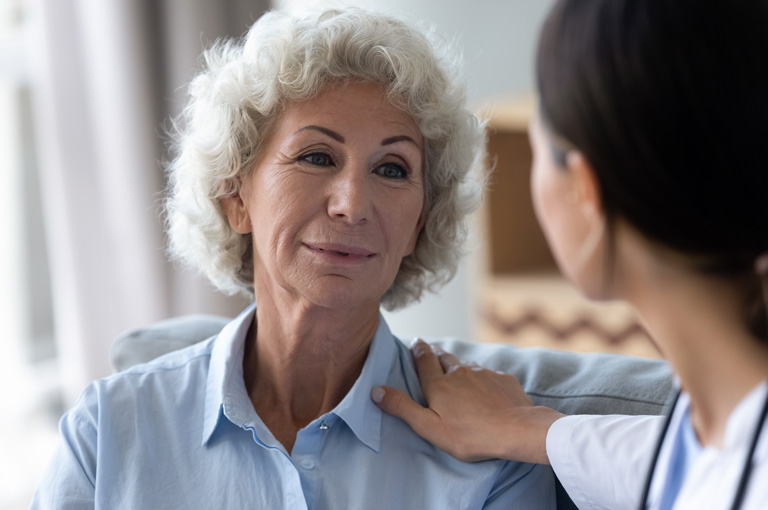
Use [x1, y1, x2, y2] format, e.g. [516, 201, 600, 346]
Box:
[220, 191, 253, 234]
[565, 151, 604, 222]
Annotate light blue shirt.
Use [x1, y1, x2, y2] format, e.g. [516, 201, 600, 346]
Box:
[33, 304, 555, 509]
[658, 402, 702, 510]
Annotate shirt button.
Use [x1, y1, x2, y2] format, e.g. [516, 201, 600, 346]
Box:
[300, 458, 316, 470]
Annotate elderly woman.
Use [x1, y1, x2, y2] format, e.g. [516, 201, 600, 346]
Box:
[33, 7, 554, 509]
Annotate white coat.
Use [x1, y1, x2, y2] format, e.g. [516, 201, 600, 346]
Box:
[547, 382, 768, 509]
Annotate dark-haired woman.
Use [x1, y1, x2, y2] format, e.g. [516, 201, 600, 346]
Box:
[371, 0, 768, 508]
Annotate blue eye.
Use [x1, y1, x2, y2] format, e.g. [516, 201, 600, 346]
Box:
[301, 152, 334, 166]
[374, 163, 408, 180]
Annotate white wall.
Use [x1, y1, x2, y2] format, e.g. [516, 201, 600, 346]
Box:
[275, 0, 554, 340]
[275, 0, 554, 102]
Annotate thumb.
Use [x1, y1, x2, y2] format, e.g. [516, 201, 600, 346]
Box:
[371, 386, 433, 433]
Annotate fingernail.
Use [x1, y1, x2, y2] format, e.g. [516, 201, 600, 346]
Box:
[371, 387, 385, 404]
[410, 337, 424, 347]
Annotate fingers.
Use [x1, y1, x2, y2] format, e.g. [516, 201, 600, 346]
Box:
[465, 361, 485, 372]
[410, 339, 447, 380]
[411, 338, 468, 376]
[370, 385, 433, 435]
[434, 348, 462, 373]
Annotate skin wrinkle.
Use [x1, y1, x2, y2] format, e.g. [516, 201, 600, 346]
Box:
[222, 82, 426, 452]
[166, 9, 486, 309]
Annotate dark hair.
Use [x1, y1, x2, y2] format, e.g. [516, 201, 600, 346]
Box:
[536, 0, 768, 341]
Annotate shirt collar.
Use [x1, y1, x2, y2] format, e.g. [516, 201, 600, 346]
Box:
[202, 303, 397, 453]
[672, 380, 768, 454]
[723, 380, 768, 451]
[202, 303, 256, 445]
[330, 315, 395, 453]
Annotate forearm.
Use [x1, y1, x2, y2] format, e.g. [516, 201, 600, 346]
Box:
[497, 406, 566, 465]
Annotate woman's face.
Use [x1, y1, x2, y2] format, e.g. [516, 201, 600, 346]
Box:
[529, 112, 606, 298]
[227, 82, 424, 311]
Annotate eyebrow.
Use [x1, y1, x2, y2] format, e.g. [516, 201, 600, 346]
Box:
[293, 125, 345, 143]
[381, 135, 420, 149]
[292, 126, 421, 149]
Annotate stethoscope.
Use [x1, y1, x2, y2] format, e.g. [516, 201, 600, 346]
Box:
[638, 386, 768, 510]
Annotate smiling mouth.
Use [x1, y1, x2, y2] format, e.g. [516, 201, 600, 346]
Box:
[320, 248, 352, 257]
[304, 243, 376, 258]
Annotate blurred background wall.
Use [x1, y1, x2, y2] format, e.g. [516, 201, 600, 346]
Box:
[0, 0, 555, 507]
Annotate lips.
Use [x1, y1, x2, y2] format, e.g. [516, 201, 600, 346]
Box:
[304, 243, 376, 258]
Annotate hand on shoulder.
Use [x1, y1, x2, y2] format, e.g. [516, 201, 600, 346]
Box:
[371, 339, 565, 464]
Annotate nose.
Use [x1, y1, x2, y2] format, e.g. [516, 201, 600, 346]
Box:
[326, 168, 372, 225]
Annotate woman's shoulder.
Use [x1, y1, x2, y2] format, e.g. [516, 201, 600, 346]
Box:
[116, 332, 217, 376]
[389, 335, 426, 404]
[69, 335, 218, 428]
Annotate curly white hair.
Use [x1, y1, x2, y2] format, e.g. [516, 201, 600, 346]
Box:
[164, 7, 487, 310]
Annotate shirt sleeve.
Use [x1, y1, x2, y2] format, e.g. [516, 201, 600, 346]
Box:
[31, 392, 98, 509]
[546, 414, 665, 510]
[482, 461, 557, 509]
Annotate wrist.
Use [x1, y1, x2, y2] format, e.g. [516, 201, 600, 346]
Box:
[501, 406, 566, 465]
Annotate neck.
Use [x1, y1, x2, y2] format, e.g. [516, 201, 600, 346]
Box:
[242, 291, 380, 453]
[623, 259, 768, 447]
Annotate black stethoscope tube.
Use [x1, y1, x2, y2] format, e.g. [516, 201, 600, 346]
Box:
[638, 386, 768, 510]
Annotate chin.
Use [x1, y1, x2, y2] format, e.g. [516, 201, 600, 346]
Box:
[570, 273, 617, 302]
[559, 267, 601, 302]
[581, 288, 613, 302]
[303, 282, 384, 312]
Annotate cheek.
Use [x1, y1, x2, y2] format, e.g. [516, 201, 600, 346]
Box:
[403, 193, 425, 251]
[248, 182, 309, 262]
[530, 159, 575, 270]
[530, 159, 557, 240]
[384, 190, 424, 256]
